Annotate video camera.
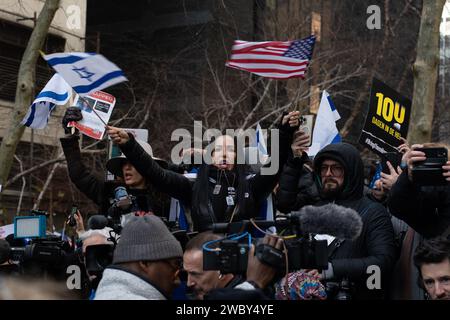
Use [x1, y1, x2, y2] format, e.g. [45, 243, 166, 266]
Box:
[102, 186, 195, 246]
[203, 217, 328, 275]
[89, 213, 195, 253]
[202, 204, 364, 275]
[7, 210, 77, 279]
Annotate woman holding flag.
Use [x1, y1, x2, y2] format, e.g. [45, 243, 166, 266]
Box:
[106, 111, 300, 232]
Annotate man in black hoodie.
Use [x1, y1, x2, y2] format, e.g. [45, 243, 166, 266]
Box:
[277, 142, 397, 299]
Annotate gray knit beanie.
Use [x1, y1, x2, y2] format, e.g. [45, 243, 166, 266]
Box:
[113, 215, 183, 264]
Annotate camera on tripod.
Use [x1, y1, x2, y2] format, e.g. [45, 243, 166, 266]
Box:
[202, 216, 329, 275]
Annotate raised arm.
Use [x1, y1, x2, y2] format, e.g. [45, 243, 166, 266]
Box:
[60, 107, 106, 207]
[107, 126, 193, 204]
[60, 134, 106, 207]
[250, 113, 306, 202]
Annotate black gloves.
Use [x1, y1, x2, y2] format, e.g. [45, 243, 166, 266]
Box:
[278, 111, 300, 135]
[62, 107, 82, 134]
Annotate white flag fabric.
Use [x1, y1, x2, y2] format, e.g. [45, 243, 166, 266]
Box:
[43, 52, 127, 95]
[310, 90, 341, 156]
[247, 123, 269, 166]
[255, 123, 268, 156]
[21, 74, 72, 129]
[251, 124, 275, 227]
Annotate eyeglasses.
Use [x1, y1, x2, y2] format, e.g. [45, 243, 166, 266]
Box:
[320, 164, 344, 177]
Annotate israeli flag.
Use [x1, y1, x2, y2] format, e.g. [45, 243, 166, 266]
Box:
[168, 172, 197, 231]
[168, 198, 189, 231]
[247, 123, 269, 166]
[21, 74, 72, 129]
[43, 52, 127, 95]
[369, 162, 383, 189]
[255, 123, 268, 156]
[309, 90, 341, 156]
[252, 124, 275, 234]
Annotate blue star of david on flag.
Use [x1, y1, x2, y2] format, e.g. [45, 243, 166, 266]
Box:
[72, 66, 95, 82]
[43, 52, 127, 95]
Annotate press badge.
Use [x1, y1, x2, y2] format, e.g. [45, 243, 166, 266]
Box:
[213, 184, 222, 195]
[226, 195, 235, 206]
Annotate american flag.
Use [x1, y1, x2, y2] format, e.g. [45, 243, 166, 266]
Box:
[225, 35, 316, 79]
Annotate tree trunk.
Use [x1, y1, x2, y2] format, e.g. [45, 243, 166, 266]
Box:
[408, 0, 446, 143]
[0, 0, 60, 188]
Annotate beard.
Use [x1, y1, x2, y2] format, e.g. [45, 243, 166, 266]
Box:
[320, 178, 344, 199]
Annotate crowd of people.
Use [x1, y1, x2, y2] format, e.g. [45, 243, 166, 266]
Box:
[0, 106, 449, 301]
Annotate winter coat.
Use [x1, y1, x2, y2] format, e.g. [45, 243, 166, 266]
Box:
[387, 170, 450, 238]
[276, 153, 320, 213]
[60, 134, 168, 217]
[94, 266, 168, 300]
[278, 143, 397, 299]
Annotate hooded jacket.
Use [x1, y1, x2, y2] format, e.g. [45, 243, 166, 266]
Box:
[387, 171, 450, 238]
[276, 153, 320, 213]
[279, 143, 397, 299]
[118, 125, 293, 232]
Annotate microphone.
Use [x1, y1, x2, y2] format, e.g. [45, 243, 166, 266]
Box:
[289, 203, 363, 240]
[113, 186, 133, 210]
[87, 215, 109, 230]
[210, 204, 363, 240]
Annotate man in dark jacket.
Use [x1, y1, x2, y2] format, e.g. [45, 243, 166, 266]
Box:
[106, 112, 299, 231]
[60, 107, 168, 217]
[387, 143, 450, 239]
[277, 142, 397, 299]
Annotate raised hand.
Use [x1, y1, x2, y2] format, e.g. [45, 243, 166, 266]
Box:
[106, 126, 130, 145]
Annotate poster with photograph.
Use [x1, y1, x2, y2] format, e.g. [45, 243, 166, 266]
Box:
[69, 91, 116, 140]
